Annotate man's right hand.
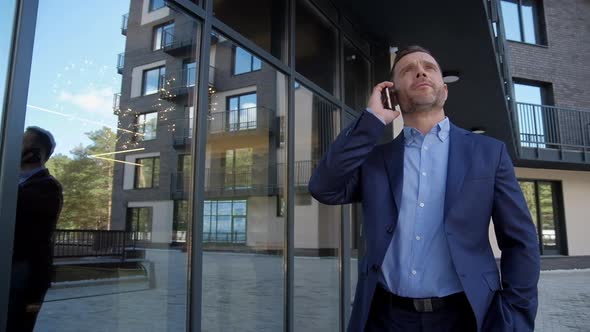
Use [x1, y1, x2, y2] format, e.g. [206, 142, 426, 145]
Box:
[367, 81, 401, 125]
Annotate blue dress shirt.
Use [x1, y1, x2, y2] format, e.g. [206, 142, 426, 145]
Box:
[365, 109, 463, 298]
[19, 166, 46, 185]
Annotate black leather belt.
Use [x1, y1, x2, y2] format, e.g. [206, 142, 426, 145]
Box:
[375, 286, 469, 313]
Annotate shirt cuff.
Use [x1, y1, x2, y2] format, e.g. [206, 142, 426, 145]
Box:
[365, 108, 386, 125]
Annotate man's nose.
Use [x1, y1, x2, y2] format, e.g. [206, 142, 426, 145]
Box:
[415, 71, 427, 78]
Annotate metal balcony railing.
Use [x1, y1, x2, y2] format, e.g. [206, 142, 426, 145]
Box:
[113, 93, 121, 115]
[171, 160, 317, 196]
[159, 67, 196, 100]
[52, 229, 139, 261]
[117, 52, 125, 74]
[515, 103, 590, 162]
[121, 13, 129, 35]
[161, 23, 196, 56]
[208, 107, 272, 134]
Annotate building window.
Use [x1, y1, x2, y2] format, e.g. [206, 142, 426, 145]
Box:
[513, 80, 553, 148]
[183, 61, 196, 87]
[153, 22, 174, 51]
[224, 148, 253, 189]
[500, 0, 546, 45]
[233, 46, 262, 75]
[227, 92, 257, 131]
[173, 200, 189, 243]
[142, 66, 165, 96]
[134, 157, 160, 188]
[518, 180, 566, 255]
[136, 112, 158, 141]
[203, 200, 247, 244]
[127, 207, 152, 241]
[149, 0, 166, 12]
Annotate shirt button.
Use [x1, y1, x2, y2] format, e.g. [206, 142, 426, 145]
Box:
[423, 146, 429, 150]
[422, 172, 427, 176]
[411, 270, 417, 275]
[416, 236, 421, 241]
[419, 202, 425, 208]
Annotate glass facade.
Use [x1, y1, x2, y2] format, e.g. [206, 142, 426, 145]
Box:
[1, 0, 376, 328]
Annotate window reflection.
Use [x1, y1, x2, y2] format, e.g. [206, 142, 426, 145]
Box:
[20, 1, 199, 330]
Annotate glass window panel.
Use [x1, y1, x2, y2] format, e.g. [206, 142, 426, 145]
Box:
[218, 201, 232, 215]
[234, 47, 254, 75]
[538, 182, 557, 251]
[185, 61, 196, 87]
[521, 0, 539, 44]
[252, 57, 262, 71]
[143, 66, 165, 95]
[500, 0, 522, 42]
[202, 30, 286, 331]
[344, 38, 371, 110]
[294, 82, 341, 330]
[233, 201, 247, 215]
[19, 4, 201, 330]
[0, 0, 17, 134]
[213, 0, 287, 61]
[514, 82, 546, 147]
[519, 181, 538, 228]
[296, 0, 339, 95]
[149, 0, 166, 11]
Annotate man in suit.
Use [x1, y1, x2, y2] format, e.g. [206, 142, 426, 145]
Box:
[309, 45, 540, 331]
[8, 126, 63, 332]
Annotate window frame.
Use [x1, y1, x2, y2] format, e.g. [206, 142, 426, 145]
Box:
[517, 179, 568, 255]
[500, 0, 547, 45]
[135, 111, 158, 141]
[148, 0, 166, 12]
[152, 21, 175, 51]
[226, 92, 257, 131]
[134, 156, 160, 189]
[203, 199, 248, 244]
[142, 65, 166, 96]
[232, 46, 262, 75]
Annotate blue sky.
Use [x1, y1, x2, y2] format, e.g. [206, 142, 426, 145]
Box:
[25, 0, 130, 156]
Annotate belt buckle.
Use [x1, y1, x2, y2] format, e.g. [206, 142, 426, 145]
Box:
[413, 298, 434, 313]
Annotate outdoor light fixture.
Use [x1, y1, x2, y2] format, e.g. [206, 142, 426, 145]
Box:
[443, 70, 460, 83]
[471, 127, 486, 134]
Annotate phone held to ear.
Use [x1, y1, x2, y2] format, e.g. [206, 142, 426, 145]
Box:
[381, 87, 397, 110]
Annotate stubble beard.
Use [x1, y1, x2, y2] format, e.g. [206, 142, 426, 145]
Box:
[399, 86, 446, 115]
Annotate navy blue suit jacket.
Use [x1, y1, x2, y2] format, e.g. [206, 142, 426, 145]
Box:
[309, 112, 540, 331]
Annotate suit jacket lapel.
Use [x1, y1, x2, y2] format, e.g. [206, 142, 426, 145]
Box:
[444, 124, 474, 219]
[384, 133, 405, 213]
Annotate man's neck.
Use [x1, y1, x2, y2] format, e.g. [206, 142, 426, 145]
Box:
[403, 108, 446, 135]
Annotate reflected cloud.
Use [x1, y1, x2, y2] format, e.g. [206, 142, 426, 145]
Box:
[58, 87, 113, 115]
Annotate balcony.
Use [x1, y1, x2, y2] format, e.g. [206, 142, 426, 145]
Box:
[113, 93, 121, 115]
[117, 52, 125, 74]
[171, 118, 193, 147]
[208, 107, 274, 136]
[121, 13, 128, 35]
[170, 161, 317, 198]
[159, 67, 195, 100]
[161, 24, 195, 56]
[515, 102, 590, 164]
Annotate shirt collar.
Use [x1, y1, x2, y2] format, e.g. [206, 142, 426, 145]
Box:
[19, 166, 46, 184]
[403, 117, 450, 145]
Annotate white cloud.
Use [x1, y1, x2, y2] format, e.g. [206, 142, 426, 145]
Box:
[58, 87, 113, 115]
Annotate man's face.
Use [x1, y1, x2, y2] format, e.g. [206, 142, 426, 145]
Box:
[20, 131, 44, 166]
[392, 51, 448, 114]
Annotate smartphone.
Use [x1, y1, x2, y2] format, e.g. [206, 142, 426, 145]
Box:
[382, 87, 397, 110]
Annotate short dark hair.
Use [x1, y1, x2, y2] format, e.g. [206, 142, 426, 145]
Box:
[26, 126, 56, 161]
[389, 45, 441, 80]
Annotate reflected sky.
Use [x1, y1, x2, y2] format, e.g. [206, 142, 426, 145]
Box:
[25, 0, 129, 156]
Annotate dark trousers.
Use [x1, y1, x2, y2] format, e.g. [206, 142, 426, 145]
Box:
[365, 286, 477, 332]
[7, 262, 48, 332]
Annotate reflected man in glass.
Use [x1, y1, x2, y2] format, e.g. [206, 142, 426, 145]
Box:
[8, 127, 63, 332]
